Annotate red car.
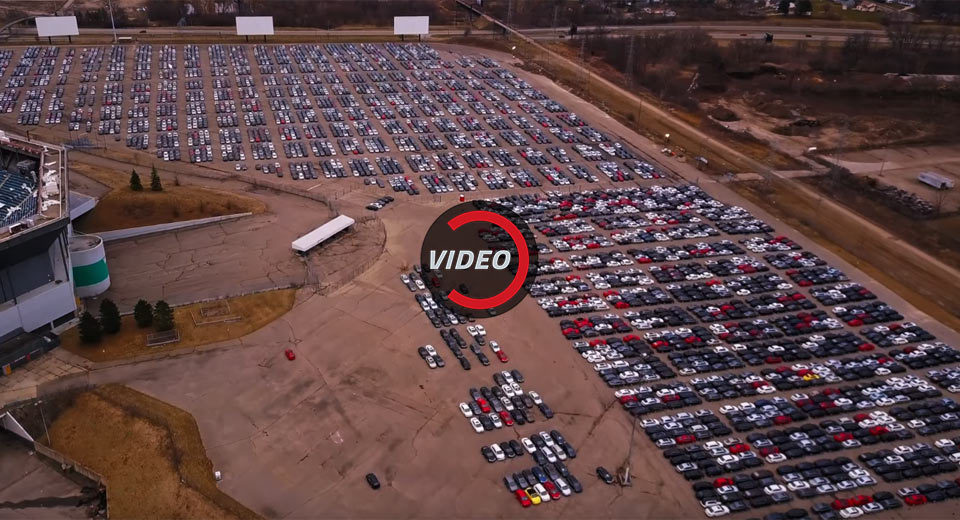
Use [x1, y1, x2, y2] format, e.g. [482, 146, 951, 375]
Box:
[543, 481, 561, 500]
[905, 494, 927, 506]
[284, 349, 296, 360]
[476, 398, 491, 413]
[514, 489, 532, 507]
[499, 410, 514, 427]
[496, 351, 509, 363]
[676, 434, 696, 444]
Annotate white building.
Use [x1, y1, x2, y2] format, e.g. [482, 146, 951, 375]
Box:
[0, 134, 76, 375]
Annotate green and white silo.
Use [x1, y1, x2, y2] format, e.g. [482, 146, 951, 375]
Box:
[69, 234, 110, 297]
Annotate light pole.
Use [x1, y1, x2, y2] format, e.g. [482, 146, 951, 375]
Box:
[106, 0, 118, 43]
[36, 400, 51, 448]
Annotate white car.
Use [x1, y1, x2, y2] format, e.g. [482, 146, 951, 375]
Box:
[470, 417, 483, 433]
[424, 345, 437, 356]
[529, 391, 543, 405]
[476, 324, 487, 336]
[489, 413, 503, 429]
[467, 325, 478, 337]
[554, 477, 572, 496]
[839, 507, 864, 519]
[533, 483, 550, 502]
[541, 447, 557, 463]
[489, 340, 501, 353]
[763, 484, 787, 495]
[765, 453, 787, 464]
[400, 274, 410, 284]
[490, 443, 505, 461]
[459, 402, 473, 418]
[415, 279, 425, 290]
[521, 437, 537, 454]
[704, 505, 730, 518]
[540, 432, 556, 447]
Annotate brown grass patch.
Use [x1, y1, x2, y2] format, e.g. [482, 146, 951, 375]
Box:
[69, 161, 266, 233]
[61, 289, 296, 362]
[46, 384, 259, 520]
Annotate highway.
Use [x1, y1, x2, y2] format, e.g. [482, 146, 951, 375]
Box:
[1, 21, 886, 43]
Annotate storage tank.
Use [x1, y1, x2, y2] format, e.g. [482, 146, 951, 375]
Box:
[69, 234, 110, 297]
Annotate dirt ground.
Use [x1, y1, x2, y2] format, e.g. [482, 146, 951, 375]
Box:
[69, 160, 266, 233]
[832, 144, 960, 213]
[45, 385, 257, 520]
[60, 289, 296, 363]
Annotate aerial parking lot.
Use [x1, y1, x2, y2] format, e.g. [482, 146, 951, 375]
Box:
[3, 37, 960, 520]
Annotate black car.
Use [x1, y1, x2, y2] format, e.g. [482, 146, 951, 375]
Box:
[504, 475, 519, 492]
[539, 403, 554, 419]
[532, 450, 547, 466]
[550, 430, 566, 445]
[562, 442, 577, 459]
[554, 460, 570, 478]
[478, 414, 494, 431]
[522, 469, 536, 487]
[532, 435, 546, 449]
[477, 352, 490, 366]
[509, 439, 524, 456]
[567, 474, 583, 493]
[365, 473, 381, 489]
[432, 354, 445, 368]
[481, 446, 496, 463]
[597, 466, 615, 484]
[500, 441, 515, 458]
[459, 357, 471, 370]
[515, 472, 530, 489]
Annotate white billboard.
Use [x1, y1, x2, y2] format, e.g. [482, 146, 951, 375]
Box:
[35, 16, 79, 37]
[394, 16, 429, 36]
[236, 16, 274, 36]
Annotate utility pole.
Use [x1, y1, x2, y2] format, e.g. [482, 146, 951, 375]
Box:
[552, 3, 559, 29]
[625, 34, 636, 89]
[507, 0, 514, 27]
[106, 0, 118, 43]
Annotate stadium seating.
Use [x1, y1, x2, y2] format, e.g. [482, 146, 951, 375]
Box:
[0, 170, 37, 228]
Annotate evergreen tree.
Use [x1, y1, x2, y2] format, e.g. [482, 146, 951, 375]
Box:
[130, 169, 143, 191]
[797, 0, 812, 15]
[778, 0, 790, 14]
[150, 165, 163, 192]
[153, 300, 175, 332]
[133, 299, 153, 328]
[78, 311, 102, 344]
[99, 298, 121, 334]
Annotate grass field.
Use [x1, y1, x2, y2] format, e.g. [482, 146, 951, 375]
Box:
[45, 384, 259, 520]
[61, 289, 297, 362]
[69, 160, 266, 233]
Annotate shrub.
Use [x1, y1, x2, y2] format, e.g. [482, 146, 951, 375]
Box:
[150, 165, 163, 192]
[78, 311, 102, 344]
[130, 169, 143, 191]
[134, 299, 153, 328]
[153, 300, 175, 332]
[99, 299, 121, 334]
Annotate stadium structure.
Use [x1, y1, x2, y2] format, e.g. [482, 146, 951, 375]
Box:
[0, 132, 90, 375]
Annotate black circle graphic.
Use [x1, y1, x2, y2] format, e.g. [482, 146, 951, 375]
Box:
[419, 201, 538, 319]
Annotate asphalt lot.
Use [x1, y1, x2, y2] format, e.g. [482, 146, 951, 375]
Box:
[1, 40, 960, 519]
[0, 434, 89, 520]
